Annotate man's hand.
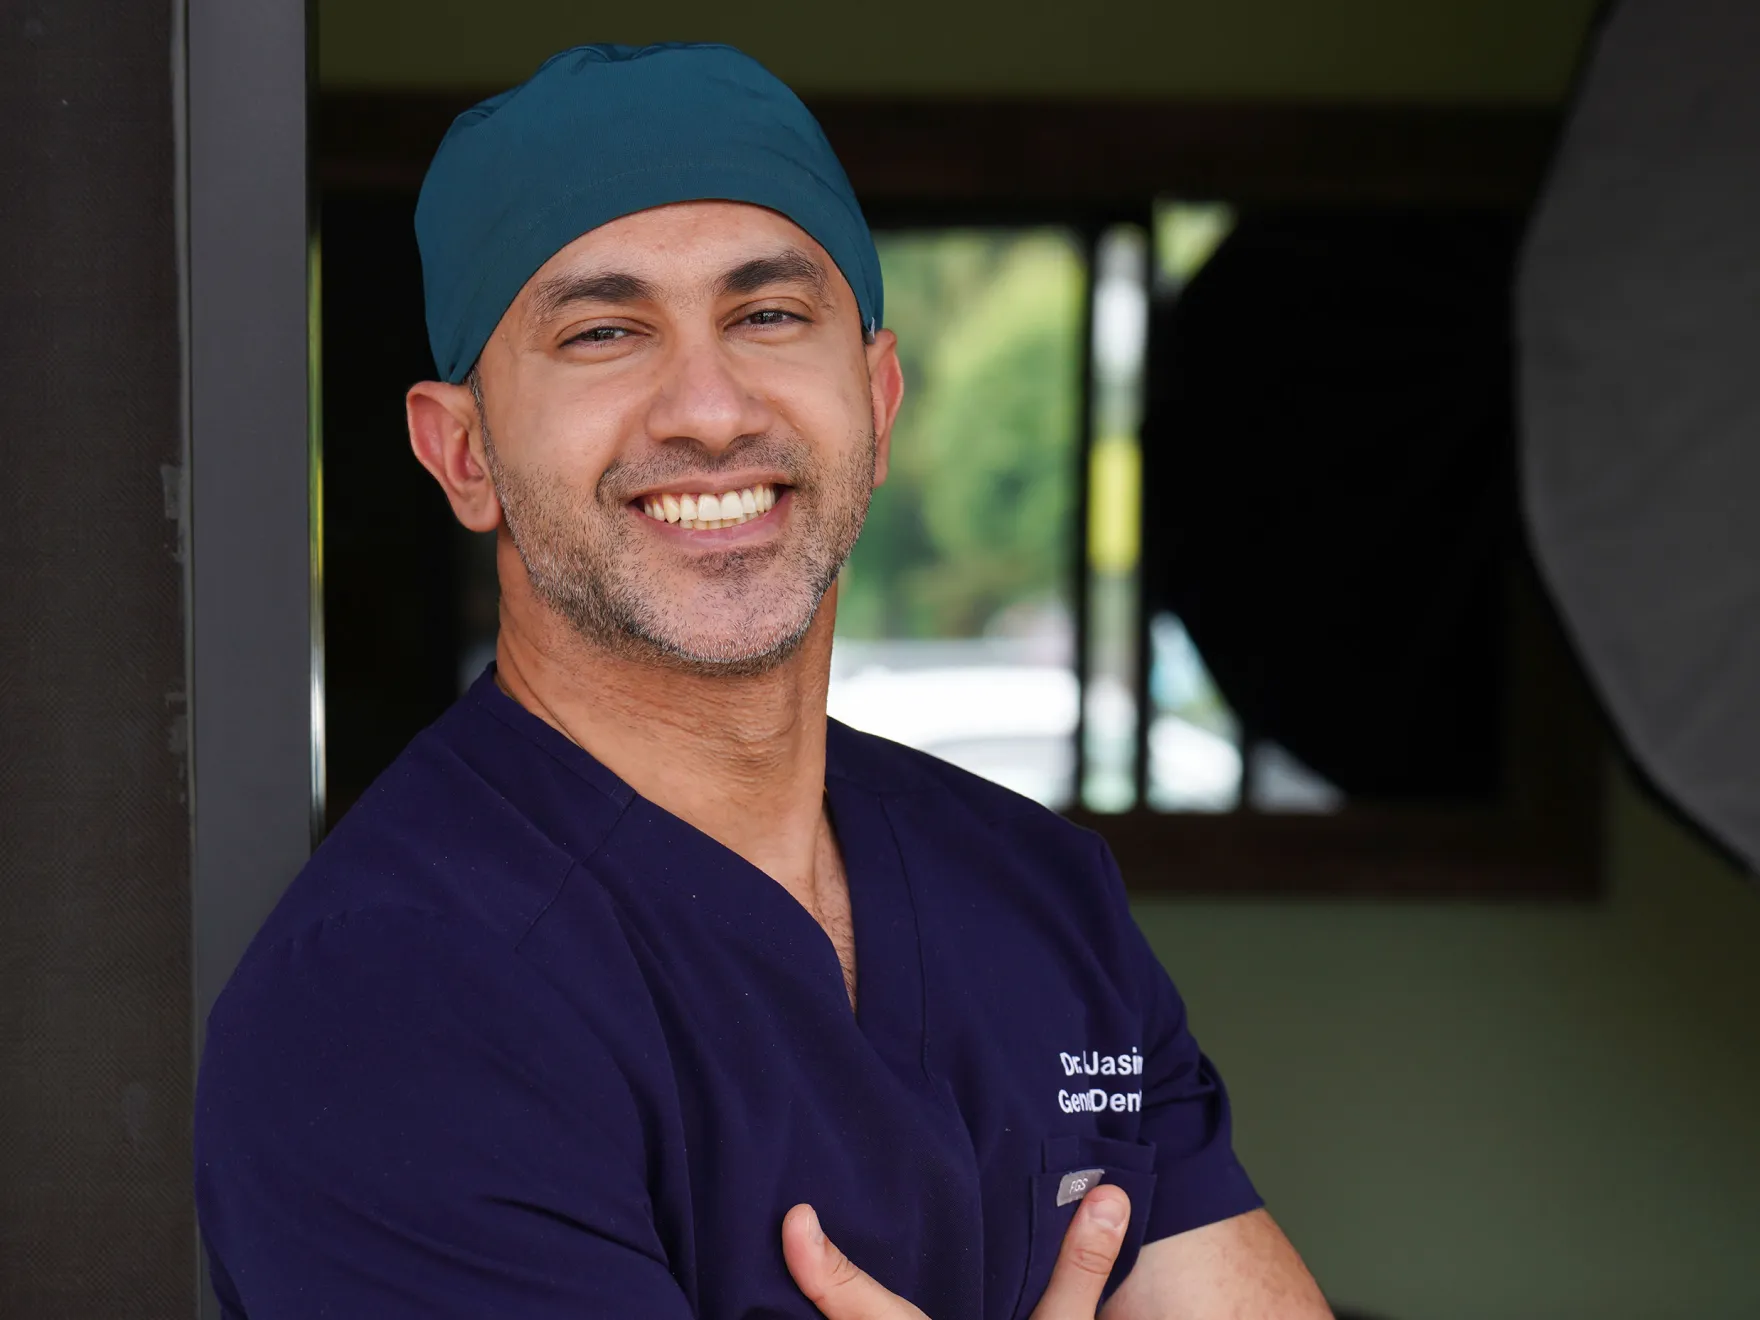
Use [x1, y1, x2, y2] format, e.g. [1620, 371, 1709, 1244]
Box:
[782, 1186, 1131, 1319]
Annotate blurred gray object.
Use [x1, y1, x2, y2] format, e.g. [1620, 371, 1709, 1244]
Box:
[1519, 0, 1760, 872]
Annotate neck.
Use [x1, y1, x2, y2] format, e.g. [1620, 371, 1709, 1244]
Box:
[493, 564, 835, 898]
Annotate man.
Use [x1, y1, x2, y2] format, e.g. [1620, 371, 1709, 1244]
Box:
[195, 43, 1332, 1320]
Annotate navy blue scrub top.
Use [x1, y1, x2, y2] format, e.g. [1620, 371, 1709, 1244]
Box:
[196, 669, 1261, 1319]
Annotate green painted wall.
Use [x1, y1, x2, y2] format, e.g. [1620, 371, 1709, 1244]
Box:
[319, 0, 1599, 102]
[1135, 768, 1760, 1320]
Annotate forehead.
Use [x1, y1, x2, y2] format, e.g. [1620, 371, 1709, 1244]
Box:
[516, 200, 845, 309]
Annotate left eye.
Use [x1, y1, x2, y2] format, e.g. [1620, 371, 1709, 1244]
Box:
[745, 310, 800, 327]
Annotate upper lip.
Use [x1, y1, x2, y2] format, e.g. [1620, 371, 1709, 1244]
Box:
[628, 473, 791, 500]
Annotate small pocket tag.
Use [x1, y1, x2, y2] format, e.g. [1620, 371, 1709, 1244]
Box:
[1054, 1167, 1106, 1207]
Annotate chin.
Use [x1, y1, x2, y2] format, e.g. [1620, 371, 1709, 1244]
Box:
[641, 642, 800, 679]
[636, 613, 819, 676]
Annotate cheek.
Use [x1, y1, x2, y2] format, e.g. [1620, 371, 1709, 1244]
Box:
[506, 380, 633, 489]
[765, 356, 874, 453]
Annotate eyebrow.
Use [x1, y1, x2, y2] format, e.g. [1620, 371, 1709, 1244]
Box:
[714, 250, 830, 303]
[525, 270, 660, 324]
[524, 247, 832, 328]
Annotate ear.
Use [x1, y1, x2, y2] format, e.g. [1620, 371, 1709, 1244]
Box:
[864, 329, 904, 488]
[407, 378, 501, 533]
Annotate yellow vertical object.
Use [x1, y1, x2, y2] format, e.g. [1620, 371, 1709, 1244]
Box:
[1088, 435, 1142, 574]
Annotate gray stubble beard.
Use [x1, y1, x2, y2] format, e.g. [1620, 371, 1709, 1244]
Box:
[474, 391, 875, 677]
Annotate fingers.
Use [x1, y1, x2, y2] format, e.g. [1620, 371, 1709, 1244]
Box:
[782, 1203, 932, 1320]
[1029, 1184, 1131, 1319]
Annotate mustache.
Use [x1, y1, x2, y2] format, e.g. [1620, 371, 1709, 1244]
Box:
[597, 434, 815, 503]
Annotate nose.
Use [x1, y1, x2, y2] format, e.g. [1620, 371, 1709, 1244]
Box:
[644, 330, 776, 455]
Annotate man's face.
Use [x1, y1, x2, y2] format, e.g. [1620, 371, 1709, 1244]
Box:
[470, 201, 895, 674]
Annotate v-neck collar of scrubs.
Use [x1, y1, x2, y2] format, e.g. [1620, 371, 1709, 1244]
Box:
[466, 667, 930, 1085]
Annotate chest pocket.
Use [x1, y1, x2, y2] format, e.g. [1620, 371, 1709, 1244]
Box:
[1008, 1135, 1157, 1320]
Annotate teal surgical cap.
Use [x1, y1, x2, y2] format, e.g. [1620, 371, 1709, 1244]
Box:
[414, 42, 884, 384]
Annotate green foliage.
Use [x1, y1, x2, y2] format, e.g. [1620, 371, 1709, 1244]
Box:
[838, 230, 1085, 640]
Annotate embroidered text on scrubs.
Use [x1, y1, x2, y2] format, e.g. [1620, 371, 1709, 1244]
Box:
[1059, 1088, 1142, 1114]
[1057, 1048, 1143, 1114]
[1060, 1049, 1142, 1078]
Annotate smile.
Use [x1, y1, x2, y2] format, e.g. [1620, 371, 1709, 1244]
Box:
[637, 483, 780, 531]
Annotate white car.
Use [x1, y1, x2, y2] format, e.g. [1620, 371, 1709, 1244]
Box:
[827, 654, 1241, 811]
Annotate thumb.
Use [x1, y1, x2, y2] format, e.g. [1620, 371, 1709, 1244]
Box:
[782, 1203, 931, 1320]
[1029, 1185, 1131, 1319]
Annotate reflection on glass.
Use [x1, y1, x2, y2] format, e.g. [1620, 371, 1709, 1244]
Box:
[1247, 742, 1343, 813]
[309, 230, 329, 841]
[1082, 226, 1149, 812]
[1155, 203, 1235, 290]
[1146, 613, 1240, 811]
[829, 230, 1085, 807]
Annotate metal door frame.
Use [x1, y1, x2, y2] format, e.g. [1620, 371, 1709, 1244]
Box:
[183, 0, 315, 1309]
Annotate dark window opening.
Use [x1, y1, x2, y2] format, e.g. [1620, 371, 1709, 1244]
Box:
[315, 94, 1600, 895]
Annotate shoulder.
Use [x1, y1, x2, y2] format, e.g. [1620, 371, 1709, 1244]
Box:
[235, 684, 634, 997]
[254, 735, 560, 946]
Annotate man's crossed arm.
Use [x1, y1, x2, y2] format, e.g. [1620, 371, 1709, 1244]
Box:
[784, 1190, 1333, 1320]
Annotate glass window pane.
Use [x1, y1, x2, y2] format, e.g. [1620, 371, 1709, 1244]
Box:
[829, 229, 1086, 808]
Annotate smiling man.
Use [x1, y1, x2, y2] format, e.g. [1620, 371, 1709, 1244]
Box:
[194, 43, 1331, 1320]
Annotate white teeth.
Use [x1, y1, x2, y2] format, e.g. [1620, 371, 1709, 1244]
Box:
[637, 482, 781, 530]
